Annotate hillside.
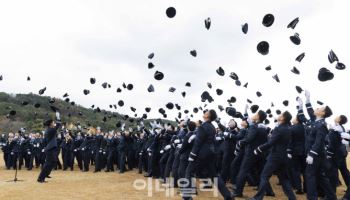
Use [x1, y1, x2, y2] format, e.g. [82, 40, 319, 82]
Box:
[0, 92, 171, 133]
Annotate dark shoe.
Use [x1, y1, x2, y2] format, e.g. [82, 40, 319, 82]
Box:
[295, 189, 304, 195]
[37, 179, 47, 183]
[265, 192, 275, 197]
[232, 192, 243, 197]
[246, 198, 257, 200]
[46, 175, 52, 179]
[105, 170, 110, 172]
[144, 173, 152, 177]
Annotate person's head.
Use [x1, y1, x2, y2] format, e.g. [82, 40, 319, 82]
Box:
[240, 120, 248, 129]
[187, 121, 196, 132]
[251, 110, 267, 123]
[43, 119, 55, 128]
[228, 119, 237, 129]
[179, 120, 185, 128]
[203, 109, 217, 122]
[278, 111, 292, 125]
[124, 131, 130, 137]
[314, 106, 333, 119]
[335, 115, 348, 125]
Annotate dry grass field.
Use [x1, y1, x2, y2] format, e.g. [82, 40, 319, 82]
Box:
[0, 152, 347, 200]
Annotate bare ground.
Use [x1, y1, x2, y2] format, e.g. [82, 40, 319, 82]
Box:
[0, 153, 347, 200]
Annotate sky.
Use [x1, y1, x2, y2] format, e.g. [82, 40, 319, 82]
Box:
[0, 0, 350, 128]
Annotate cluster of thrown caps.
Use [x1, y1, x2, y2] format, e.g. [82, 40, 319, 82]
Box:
[3, 9, 347, 124]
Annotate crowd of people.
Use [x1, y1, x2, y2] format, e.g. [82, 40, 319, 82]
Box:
[1, 91, 350, 200]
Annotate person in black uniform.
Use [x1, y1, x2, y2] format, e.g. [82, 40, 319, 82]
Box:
[218, 119, 238, 182]
[105, 132, 117, 172]
[178, 121, 196, 187]
[80, 131, 93, 172]
[37, 111, 61, 183]
[233, 110, 270, 197]
[303, 90, 337, 200]
[287, 97, 307, 194]
[327, 115, 350, 192]
[94, 127, 104, 173]
[72, 132, 83, 171]
[248, 111, 296, 200]
[118, 127, 128, 174]
[62, 132, 74, 171]
[230, 119, 248, 186]
[2, 133, 14, 169]
[184, 109, 233, 200]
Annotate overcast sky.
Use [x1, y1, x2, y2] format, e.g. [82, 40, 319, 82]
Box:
[0, 0, 350, 127]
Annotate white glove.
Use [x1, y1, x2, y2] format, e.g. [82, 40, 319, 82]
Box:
[176, 144, 182, 148]
[148, 153, 151, 156]
[188, 135, 196, 143]
[305, 90, 310, 103]
[341, 132, 350, 140]
[234, 150, 239, 156]
[253, 149, 258, 155]
[41, 149, 45, 152]
[342, 139, 349, 145]
[223, 132, 229, 136]
[164, 145, 171, 150]
[28, 152, 31, 155]
[216, 136, 222, 141]
[160, 150, 164, 154]
[247, 118, 254, 125]
[188, 157, 194, 162]
[334, 125, 344, 133]
[121, 123, 125, 131]
[306, 155, 313, 165]
[258, 123, 267, 129]
[287, 154, 292, 159]
[74, 149, 77, 152]
[174, 139, 180, 144]
[297, 97, 303, 110]
[244, 104, 249, 113]
[55, 112, 60, 120]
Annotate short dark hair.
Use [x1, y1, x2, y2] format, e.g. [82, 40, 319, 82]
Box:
[282, 111, 292, 124]
[257, 110, 267, 122]
[43, 119, 53, 127]
[187, 121, 196, 132]
[339, 115, 348, 125]
[324, 106, 333, 118]
[208, 109, 217, 122]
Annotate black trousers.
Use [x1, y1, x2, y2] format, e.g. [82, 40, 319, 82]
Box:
[230, 151, 244, 185]
[159, 152, 170, 180]
[305, 155, 337, 200]
[72, 150, 83, 170]
[338, 156, 350, 187]
[82, 150, 92, 171]
[253, 156, 296, 200]
[235, 151, 268, 195]
[119, 151, 126, 173]
[38, 148, 58, 181]
[164, 150, 175, 178]
[290, 154, 306, 191]
[181, 153, 231, 200]
[106, 150, 116, 171]
[221, 148, 234, 182]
